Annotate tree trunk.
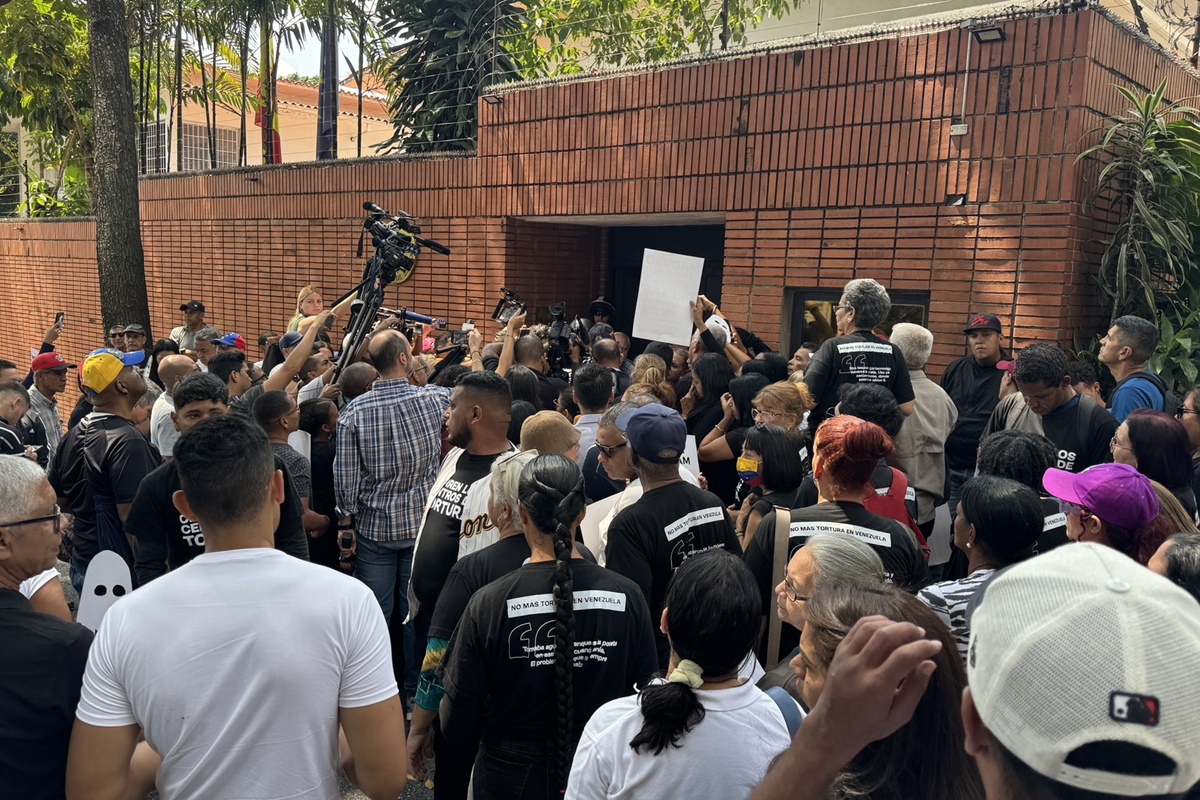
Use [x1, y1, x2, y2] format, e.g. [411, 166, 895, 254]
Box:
[1129, 0, 1151, 36]
[88, 0, 152, 338]
[240, 9, 249, 166]
[174, 0, 183, 171]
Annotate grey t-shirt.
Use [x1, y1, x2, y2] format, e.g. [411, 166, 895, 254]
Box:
[271, 442, 312, 501]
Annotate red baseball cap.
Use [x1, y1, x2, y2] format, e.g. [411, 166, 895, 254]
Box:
[32, 353, 76, 372]
[996, 360, 1016, 376]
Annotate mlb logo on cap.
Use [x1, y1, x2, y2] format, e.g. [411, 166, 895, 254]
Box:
[31, 353, 76, 372]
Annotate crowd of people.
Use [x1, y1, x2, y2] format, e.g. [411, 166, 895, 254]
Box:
[1, 280, 1199, 800]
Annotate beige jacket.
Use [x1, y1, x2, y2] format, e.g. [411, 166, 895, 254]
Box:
[889, 370, 959, 524]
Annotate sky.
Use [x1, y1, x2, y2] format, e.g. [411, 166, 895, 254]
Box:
[277, 34, 361, 80]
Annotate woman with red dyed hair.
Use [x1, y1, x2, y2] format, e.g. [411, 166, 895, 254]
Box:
[744, 416, 932, 660]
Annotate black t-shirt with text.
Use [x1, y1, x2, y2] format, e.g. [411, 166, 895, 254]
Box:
[1039, 395, 1117, 473]
[605, 480, 741, 666]
[125, 456, 309, 585]
[412, 452, 503, 610]
[748, 501, 931, 655]
[430, 535, 598, 641]
[440, 561, 657, 744]
[802, 331, 915, 422]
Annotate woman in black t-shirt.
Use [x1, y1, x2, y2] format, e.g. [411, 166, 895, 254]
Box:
[747, 416, 930, 658]
[697, 373, 769, 479]
[440, 456, 657, 800]
[735, 424, 807, 550]
[681, 354, 736, 503]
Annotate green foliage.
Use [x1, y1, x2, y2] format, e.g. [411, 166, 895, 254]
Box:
[19, 167, 90, 216]
[377, 0, 803, 152]
[1078, 80, 1200, 394]
[376, 0, 523, 152]
[0, 0, 91, 138]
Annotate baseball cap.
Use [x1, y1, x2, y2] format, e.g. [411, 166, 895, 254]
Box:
[213, 332, 241, 348]
[996, 360, 1016, 376]
[964, 313, 1003, 334]
[81, 348, 145, 393]
[618, 404, 686, 464]
[180, 300, 205, 313]
[31, 353, 75, 372]
[279, 331, 304, 350]
[519, 411, 581, 457]
[123, 323, 146, 336]
[233, 334, 247, 352]
[590, 296, 615, 317]
[969, 542, 1200, 796]
[1043, 463, 1159, 530]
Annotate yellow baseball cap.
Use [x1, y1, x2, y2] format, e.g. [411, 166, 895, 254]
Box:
[81, 348, 145, 393]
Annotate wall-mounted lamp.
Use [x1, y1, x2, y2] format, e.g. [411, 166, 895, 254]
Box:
[971, 26, 1006, 43]
[481, 95, 504, 106]
[944, 194, 967, 207]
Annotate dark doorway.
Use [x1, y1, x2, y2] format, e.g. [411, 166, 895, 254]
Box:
[605, 225, 726, 353]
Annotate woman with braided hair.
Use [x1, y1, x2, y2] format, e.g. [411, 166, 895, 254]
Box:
[566, 550, 793, 799]
[440, 455, 658, 800]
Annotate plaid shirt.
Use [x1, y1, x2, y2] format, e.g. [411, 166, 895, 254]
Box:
[26, 388, 63, 468]
[334, 379, 451, 542]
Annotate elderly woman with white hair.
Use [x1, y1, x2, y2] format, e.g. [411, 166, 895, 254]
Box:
[801, 278, 916, 421]
[407, 450, 597, 787]
[775, 532, 888, 636]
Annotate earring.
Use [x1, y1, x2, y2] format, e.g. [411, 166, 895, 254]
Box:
[966, 541, 973, 550]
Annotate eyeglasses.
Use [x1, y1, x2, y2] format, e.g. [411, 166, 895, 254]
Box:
[751, 408, 779, 422]
[834, 304, 852, 313]
[782, 578, 809, 604]
[1057, 498, 1092, 520]
[1175, 407, 1200, 419]
[1110, 435, 1131, 452]
[595, 439, 628, 458]
[4, 505, 64, 534]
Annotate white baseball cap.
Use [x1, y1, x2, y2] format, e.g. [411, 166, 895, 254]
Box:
[969, 543, 1200, 796]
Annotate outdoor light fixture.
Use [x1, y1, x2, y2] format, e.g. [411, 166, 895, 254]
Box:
[481, 95, 504, 106]
[944, 194, 967, 207]
[972, 26, 1005, 43]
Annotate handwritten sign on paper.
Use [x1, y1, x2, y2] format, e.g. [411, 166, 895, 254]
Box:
[631, 249, 705, 346]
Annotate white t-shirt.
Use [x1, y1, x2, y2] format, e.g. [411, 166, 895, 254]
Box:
[149, 392, 177, 457]
[19, 566, 60, 599]
[76, 548, 397, 800]
[566, 680, 792, 800]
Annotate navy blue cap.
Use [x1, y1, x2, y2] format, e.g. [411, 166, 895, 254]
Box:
[618, 405, 687, 464]
[279, 331, 304, 349]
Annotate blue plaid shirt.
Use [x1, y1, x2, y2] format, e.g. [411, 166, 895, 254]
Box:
[334, 379, 451, 542]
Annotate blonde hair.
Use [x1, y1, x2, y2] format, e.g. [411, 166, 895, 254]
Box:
[754, 381, 814, 424]
[788, 371, 806, 385]
[288, 285, 323, 330]
[1150, 480, 1200, 535]
[632, 354, 667, 386]
[624, 381, 677, 409]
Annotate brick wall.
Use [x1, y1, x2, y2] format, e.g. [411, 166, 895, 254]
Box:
[2, 6, 1195, 395]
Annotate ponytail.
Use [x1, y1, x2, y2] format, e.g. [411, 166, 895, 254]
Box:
[518, 455, 587, 788]
[629, 550, 760, 756]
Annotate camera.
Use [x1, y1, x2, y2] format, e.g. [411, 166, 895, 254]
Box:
[492, 288, 527, 325]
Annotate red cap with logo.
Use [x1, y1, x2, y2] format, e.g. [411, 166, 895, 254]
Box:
[31, 353, 76, 372]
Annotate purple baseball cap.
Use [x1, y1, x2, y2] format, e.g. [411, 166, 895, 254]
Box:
[617, 404, 686, 464]
[1042, 463, 1159, 530]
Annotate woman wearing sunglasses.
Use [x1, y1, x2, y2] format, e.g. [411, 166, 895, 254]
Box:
[1043, 462, 1172, 566]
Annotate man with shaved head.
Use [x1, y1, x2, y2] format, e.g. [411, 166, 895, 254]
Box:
[340, 362, 379, 402]
[335, 328, 453, 707]
[150, 354, 200, 459]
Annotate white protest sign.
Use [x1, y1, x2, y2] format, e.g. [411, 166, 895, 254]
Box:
[580, 492, 621, 559]
[678, 435, 700, 482]
[631, 249, 705, 346]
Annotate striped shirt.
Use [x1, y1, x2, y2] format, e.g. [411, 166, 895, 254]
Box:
[26, 388, 63, 464]
[917, 569, 996, 662]
[333, 379, 451, 542]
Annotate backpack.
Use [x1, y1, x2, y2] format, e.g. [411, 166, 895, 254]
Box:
[1113, 371, 1180, 418]
[862, 467, 930, 561]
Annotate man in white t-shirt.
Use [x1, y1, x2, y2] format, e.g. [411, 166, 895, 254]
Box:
[66, 414, 407, 800]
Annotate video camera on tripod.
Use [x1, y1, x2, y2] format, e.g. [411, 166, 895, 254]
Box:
[333, 202, 452, 379]
[494, 288, 590, 379]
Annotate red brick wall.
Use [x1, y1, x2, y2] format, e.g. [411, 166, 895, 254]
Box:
[1, 7, 1194, 392]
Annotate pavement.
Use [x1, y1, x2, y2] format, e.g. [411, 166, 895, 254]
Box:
[56, 563, 436, 800]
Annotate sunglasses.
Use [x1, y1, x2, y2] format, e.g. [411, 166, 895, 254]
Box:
[595, 440, 628, 458]
[1057, 498, 1092, 520]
